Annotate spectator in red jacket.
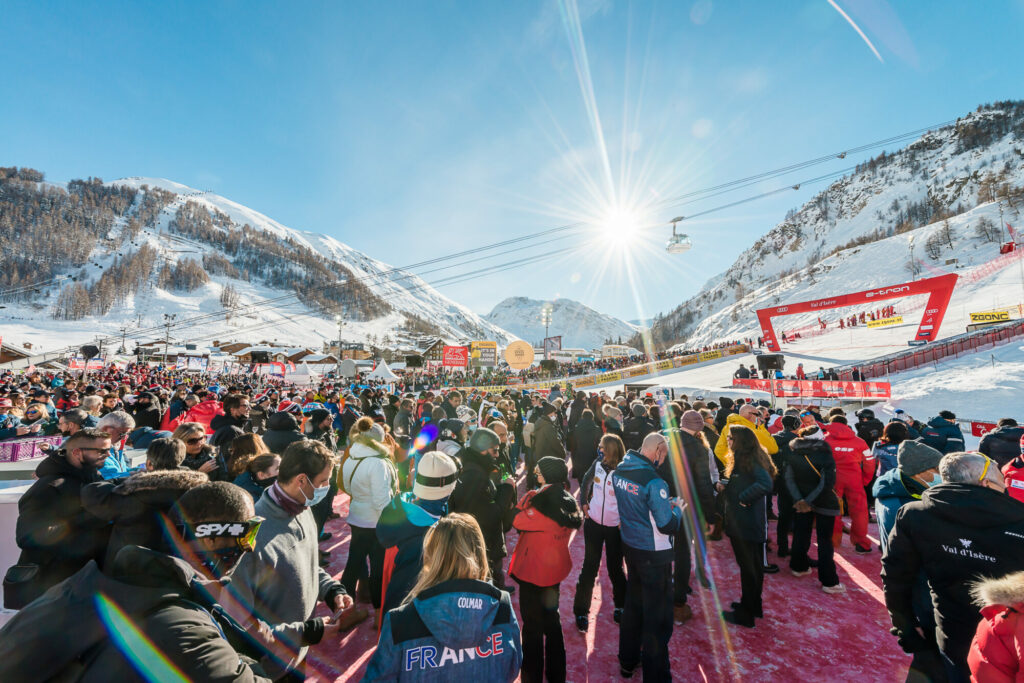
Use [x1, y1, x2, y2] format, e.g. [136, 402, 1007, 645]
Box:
[824, 415, 874, 554]
[181, 390, 225, 434]
[1002, 435, 1024, 503]
[509, 457, 583, 683]
[969, 570, 1024, 682]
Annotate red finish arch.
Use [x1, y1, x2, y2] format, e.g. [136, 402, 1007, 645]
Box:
[756, 273, 958, 351]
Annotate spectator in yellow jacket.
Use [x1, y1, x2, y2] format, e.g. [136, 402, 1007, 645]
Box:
[714, 404, 779, 465]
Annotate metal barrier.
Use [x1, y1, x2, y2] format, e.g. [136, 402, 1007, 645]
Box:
[837, 319, 1024, 380]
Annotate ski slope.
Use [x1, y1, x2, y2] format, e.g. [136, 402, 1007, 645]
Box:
[0, 177, 516, 358]
[595, 303, 1024, 430]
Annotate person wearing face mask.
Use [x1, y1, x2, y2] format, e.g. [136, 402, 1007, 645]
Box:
[233, 453, 281, 500]
[229, 439, 362, 681]
[883, 452, 1024, 683]
[340, 417, 399, 615]
[0, 481, 273, 682]
[874, 441, 944, 551]
[4, 428, 113, 609]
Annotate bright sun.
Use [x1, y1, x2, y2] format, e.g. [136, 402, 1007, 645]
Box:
[597, 207, 642, 249]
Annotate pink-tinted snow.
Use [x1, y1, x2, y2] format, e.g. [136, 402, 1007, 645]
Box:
[304, 485, 908, 682]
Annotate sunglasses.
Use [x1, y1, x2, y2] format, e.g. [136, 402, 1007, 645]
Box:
[186, 437, 205, 445]
[189, 517, 265, 552]
[980, 455, 992, 483]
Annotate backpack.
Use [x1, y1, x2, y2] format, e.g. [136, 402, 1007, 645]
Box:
[522, 421, 535, 448]
[337, 444, 354, 493]
[339, 441, 399, 498]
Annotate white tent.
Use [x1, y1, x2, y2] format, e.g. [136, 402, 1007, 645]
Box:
[285, 362, 322, 387]
[367, 359, 399, 382]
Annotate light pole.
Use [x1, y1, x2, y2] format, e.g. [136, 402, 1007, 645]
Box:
[335, 315, 343, 378]
[540, 304, 553, 359]
[163, 313, 176, 367]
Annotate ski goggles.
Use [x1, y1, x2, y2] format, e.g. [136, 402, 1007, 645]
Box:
[185, 517, 264, 552]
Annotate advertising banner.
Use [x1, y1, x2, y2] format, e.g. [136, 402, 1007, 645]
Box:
[187, 356, 208, 371]
[68, 357, 106, 371]
[504, 341, 535, 370]
[732, 378, 891, 399]
[469, 341, 498, 367]
[175, 357, 188, 370]
[969, 310, 1012, 324]
[543, 336, 562, 359]
[256, 362, 286, 378]
[867, 316, 904, 329]
[970, 421, 998, 437]
[456, 344, 747, 393]
[756, 273, 958, 350]
[442, 345, 469, 368]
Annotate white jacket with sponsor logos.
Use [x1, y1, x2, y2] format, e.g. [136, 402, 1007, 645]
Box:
[578, 460, 620, 527]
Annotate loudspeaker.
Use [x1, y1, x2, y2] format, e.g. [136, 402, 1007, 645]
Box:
[756, 354, 784, 372]
[405, 355, 423, 368]
[80, 345, 100, 360]
[251, 351, 270, 363]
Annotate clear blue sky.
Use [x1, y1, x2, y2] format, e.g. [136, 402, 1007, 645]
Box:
[3, 1, 1023, 325]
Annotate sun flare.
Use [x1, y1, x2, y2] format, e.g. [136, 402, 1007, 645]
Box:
[596, 205, 645, 250]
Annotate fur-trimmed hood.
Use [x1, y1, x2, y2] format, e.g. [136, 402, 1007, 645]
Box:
[115, 468, 209, 495]
[349, 434, 392, 460]
[972, 571, 1024, 608]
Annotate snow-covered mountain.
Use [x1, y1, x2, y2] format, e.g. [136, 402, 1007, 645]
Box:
[649, 101, 1024, 349]
[485, 296, 636, 350]
[0, 174, 516, 354]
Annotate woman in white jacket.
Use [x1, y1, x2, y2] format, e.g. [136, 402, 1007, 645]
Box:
[340, 416, 399, 611]
[571, 433, 627, 633]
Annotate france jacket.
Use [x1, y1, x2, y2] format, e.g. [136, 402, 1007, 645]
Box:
[364, 578, 521, 682]
[612, 450, 681, 563]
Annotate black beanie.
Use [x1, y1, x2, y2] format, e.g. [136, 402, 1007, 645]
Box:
[781, 415, 801, 431]
[537, 456, 568, 485]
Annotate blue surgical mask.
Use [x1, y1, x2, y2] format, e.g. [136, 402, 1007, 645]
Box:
[302, 477, 330, 507]
[926, 473, 942, 488]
